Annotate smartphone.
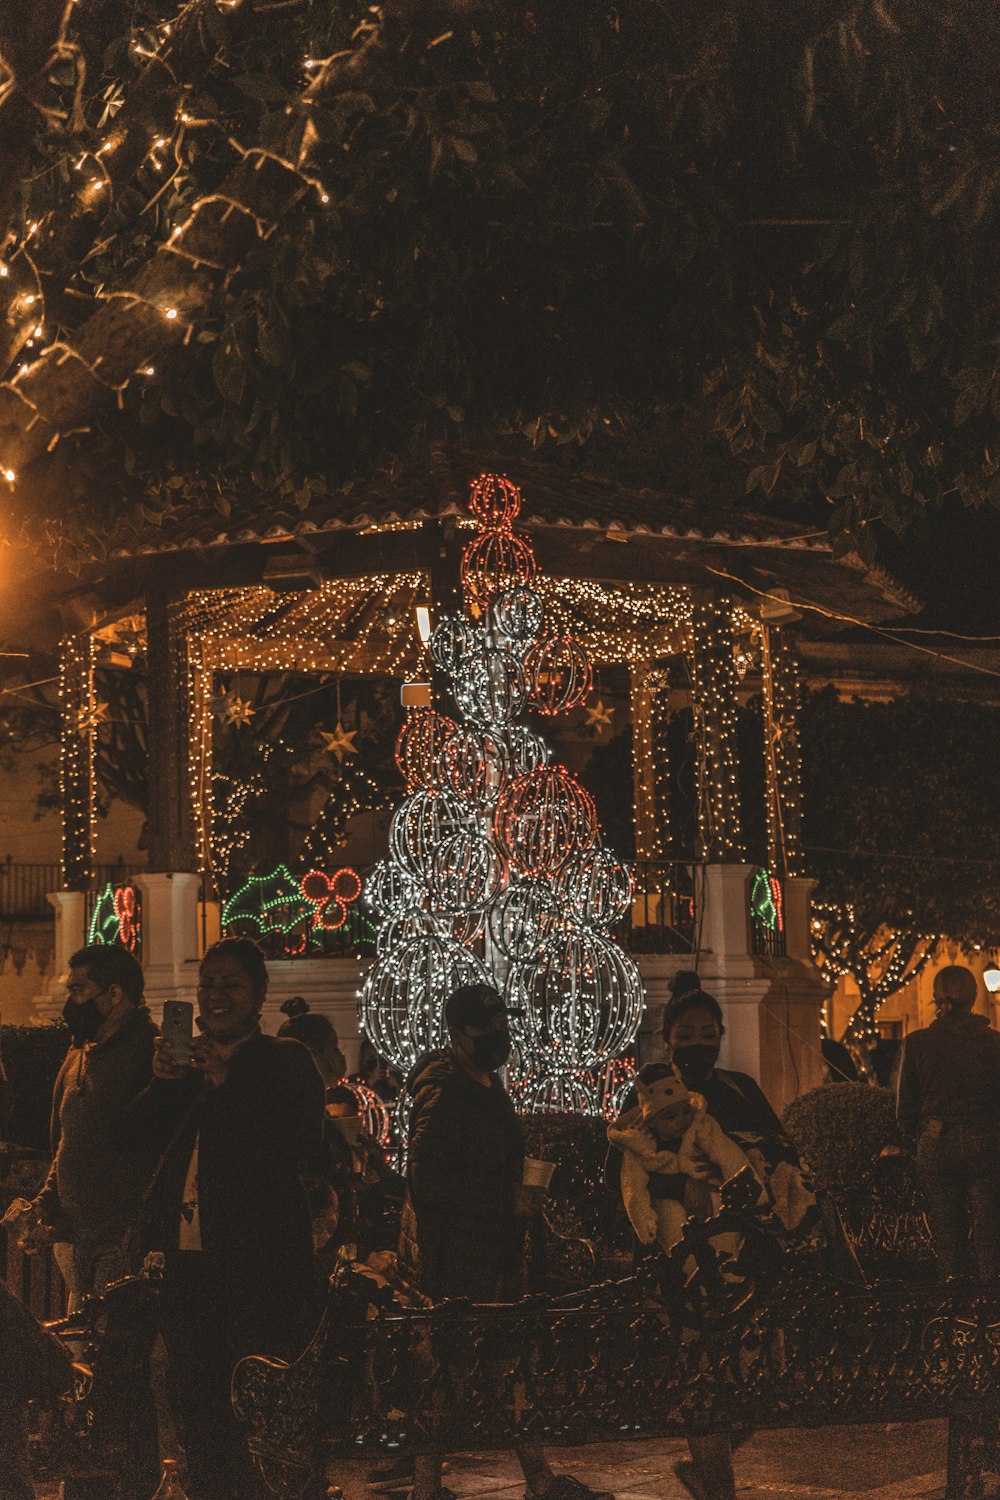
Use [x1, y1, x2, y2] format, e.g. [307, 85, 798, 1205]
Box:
[161, 1000, 194, 1069]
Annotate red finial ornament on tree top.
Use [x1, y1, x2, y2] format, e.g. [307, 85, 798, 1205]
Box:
[461, 471, 538, 610]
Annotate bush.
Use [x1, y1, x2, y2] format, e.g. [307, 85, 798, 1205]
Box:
[521, 1111, 629, 1250]
[0, 1023, 70, 1153]
[781, 1083, 903, 1192]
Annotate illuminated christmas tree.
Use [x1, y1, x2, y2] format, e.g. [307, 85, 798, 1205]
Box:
[360, 475, 644, 1111]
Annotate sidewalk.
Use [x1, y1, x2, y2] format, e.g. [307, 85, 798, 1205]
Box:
[333, 1423, 948, 1500]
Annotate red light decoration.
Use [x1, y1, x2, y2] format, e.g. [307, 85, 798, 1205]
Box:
[394, 709, 458, 791]
[300, 867, 362, 931]
[525, 633, 593, 715]
[468, 472, 523, 529]
[494, 765, 598, 877]
[461, 527, 537, 610]
[114, 885, 139, 952]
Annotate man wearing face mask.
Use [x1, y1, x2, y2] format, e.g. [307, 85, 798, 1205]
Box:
[398, 983, 613, 1500]
[27, 944, 158, 1304]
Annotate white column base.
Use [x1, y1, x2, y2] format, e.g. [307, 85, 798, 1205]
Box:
[136, 872, 202, 1007]
[34, 891, 89, 1019]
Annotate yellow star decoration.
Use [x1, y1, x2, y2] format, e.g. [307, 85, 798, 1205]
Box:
[224, 694, 255, 727]
[76, 701, 110, 734]
[584, 698, 614, 733]
[321, 722, 358, 761]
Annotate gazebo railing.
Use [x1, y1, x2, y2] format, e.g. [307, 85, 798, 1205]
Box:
[0, 859, 62, 921]
[622, 861, 697, 953]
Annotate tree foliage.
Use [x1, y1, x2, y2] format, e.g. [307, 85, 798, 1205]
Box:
[800, 687, 1000, 1044]
[0, 0, 995, 559]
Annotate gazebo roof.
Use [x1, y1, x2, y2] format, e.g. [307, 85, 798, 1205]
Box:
[2, 452, 920, 652]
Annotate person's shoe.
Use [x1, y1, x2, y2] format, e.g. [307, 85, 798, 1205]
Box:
[532, 1477, 615, 1500]
[674, 1459, 733, 1500]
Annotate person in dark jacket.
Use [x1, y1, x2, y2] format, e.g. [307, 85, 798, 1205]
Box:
[896, 964, 1000, 1282]
[121, 938, 325, 1500]
[400, 983, 613, 1500]
[26, 944, 159, 1302]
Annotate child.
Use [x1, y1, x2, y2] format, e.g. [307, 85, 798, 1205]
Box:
[607, 1064, 754, 1254]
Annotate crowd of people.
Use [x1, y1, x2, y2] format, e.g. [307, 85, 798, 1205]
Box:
[0, 947, 997, 1500]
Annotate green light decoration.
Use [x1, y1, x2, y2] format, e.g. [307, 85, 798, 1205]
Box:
[750, 867, 784, 933]
[88, 882, 120, 946]
[87, 882, 141, 952]
[221, 863, 374, 953]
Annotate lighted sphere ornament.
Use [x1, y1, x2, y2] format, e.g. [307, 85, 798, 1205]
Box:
[488, 879, 563, 962]
[376, 905, 438, 954]
[468, 472, 523, 529]
[435, 725, 508, 809]
[519, 1071, 599, 1118]
[525, 634, 593, 716]
[366, 859, 423, 920]
[428, 829, 504, 914]
[494, 765, 598, 878]
[561, 848, 634, 929]
[452, 646, 527, 728]
[395, 710, 458, 791]
[507, 928, 644, 1069]
[505, 725, 550, 776]
[389, 788, 472, 877]
[359, 933, 490, 1072]
[461, 527, 537, 611]
[490, 585, 544, 646]
[341, 1080, 392, 1149]
[430, 615, 479, 680]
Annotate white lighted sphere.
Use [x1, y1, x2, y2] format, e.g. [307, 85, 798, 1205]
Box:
[488, 879, 563, 962]
[506, 929, 644, 1070]
[452, 647, 527, 728]
[366, 859, 423, 919]
[430, 614, 479, 679]
[389, 788, 472, 877]
[490, 585, 544, 646]
[562, 848, 635, 929]
[428, 829, 504, 914]
[359, 934, 490, 1072]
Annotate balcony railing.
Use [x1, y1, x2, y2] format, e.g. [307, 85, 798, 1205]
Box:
[620, 861, 697, 954]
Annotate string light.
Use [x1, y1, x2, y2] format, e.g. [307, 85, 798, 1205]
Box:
[60, 634, 97, 888]
[761, 624, 804, 877]
[690, 599, 745, 860]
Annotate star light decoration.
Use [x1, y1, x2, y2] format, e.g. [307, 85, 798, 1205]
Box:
[320, 722, 358, 761]
[359, 474, 644, 1109]
[220, 691, 255, 727]
[584, 698, 615, 733]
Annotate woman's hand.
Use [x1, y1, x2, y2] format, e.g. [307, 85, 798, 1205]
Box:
[152, 1035, 190, 1081]
[190, 1038, 229, 1088]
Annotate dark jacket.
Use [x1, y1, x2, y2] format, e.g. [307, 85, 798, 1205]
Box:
[896, 1010, 1000, 1136]
[399, 1049, 523, 1301]
[118, 1031, 325, 1342]
[35, 1006, 158, 1247]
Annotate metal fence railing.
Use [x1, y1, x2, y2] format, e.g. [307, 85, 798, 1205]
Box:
[0, 859, 61, 921]
[621, 861, 697, 954]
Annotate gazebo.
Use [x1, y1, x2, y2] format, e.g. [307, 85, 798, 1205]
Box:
[33, 454, 917, 1110]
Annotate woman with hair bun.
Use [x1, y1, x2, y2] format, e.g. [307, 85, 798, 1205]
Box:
[277, 996, 347, 1096]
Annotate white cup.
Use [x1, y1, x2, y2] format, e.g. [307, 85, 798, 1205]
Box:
[522, 1156, 556, 1191]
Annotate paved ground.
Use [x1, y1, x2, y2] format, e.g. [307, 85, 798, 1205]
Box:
[35, 1420, 959, 1497]
[329, 1424, 951, 1500]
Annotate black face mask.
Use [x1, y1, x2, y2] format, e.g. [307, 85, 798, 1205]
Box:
[62, 995, 105, 1045]
[469, 1030, 512, 1073]
[671, 1043, 719, 1084]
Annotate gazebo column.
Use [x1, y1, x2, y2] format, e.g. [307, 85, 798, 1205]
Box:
[60, 633, 96, 891]
[630, 664, 672, 958]
[139, 591, 202, 1006]
[689, 598, 745, 862]
[761, 624, 813, 961]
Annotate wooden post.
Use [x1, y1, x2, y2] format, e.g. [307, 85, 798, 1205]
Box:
[145, 591, 197, 873]
[761, 625, 804, 877]
[690, 598, 744, 861]
[59, 633, 95, 890]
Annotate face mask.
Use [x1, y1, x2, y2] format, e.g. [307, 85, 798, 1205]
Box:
[469, 1030, 512, 1073]
[671, 1043, 719, 1084]
[62, 995, 105, 1045]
